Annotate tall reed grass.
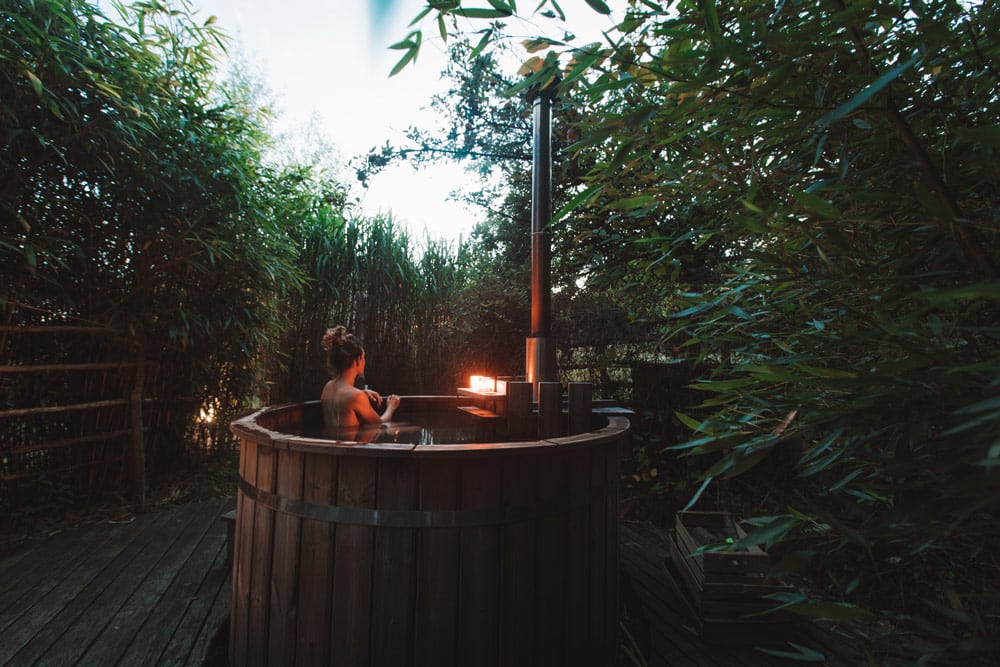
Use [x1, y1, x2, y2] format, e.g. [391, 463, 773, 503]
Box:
[266, 209, 474, 402]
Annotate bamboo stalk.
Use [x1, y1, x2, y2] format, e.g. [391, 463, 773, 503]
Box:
[0, 362, 137, 373]
[130, 346, 146, 510]
[5, 429, 134, 456]
[0, 399, 130, 419]
[1, 456, 126, 483]
[0, 325, 116, 334]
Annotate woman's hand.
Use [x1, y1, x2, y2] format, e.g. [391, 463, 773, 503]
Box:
[379, 394, 401, 423]
[364, 388, 382, 407]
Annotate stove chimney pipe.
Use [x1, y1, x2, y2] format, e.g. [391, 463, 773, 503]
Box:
[525, 83, 557, 390]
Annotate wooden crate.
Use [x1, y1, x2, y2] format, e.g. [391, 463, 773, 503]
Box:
[668, 511, 796, 644]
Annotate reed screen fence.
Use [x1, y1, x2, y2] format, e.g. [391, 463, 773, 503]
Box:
[0, 325, 146, 516]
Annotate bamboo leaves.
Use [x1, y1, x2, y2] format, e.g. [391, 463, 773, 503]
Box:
[815, 51, 924, 129]
[1, 0, 302, 449]
[390, 30, 423, 77]
[387, 0, 1000, 651]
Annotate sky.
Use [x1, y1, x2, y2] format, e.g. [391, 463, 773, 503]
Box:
[182, 0, 623, 243]
[184, 0, 472, 242]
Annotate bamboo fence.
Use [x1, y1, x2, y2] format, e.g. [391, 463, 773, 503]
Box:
[0, 325, 147, 513]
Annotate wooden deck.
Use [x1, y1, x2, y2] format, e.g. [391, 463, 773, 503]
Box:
[0, 495, 232, 667]
[0, 496, 865, 667]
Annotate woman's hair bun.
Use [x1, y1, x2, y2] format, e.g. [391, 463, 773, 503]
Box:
[321, 325, 348, 352]
[322, 325, 364, 373]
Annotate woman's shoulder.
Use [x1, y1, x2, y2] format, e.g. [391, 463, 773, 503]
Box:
[320, 379, 339, 401]
[346, 386, 369, 404]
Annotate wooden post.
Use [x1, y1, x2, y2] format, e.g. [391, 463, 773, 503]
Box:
[507, 381, 533, 440]
[567, 382, 593, 435]
[538, 381, 562, 439]
[129, 346, 146, 511]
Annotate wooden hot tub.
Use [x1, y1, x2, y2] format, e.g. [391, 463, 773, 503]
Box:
[228, 395, 628, 666]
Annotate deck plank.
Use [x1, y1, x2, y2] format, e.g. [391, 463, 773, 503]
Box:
[29, 505, 203, 667]
[0, 521, 139, 662]
[0, 497, 232, 667]
[111, 496, 232, 666]
[0, 519, 130, 623]
[156, 538, 231, 667]
[4, 509, 175, 667]
[75, 498, 227, 665]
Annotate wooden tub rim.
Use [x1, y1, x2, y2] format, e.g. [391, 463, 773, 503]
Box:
[229, 400, 630, 459]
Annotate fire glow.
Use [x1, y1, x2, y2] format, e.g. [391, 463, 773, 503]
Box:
[469, 375, 496, 393]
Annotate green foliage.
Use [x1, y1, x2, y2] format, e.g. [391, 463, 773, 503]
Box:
[260, 181, 476, 401]
[0, 0, 478, 477]
[358, 41, 533, 186]
[357, 37, 645, 382]
[0, 0, 304, 462]
[401, 0, 1000, 658]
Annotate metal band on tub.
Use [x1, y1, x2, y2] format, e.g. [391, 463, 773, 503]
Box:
[237, 476, 610, 528]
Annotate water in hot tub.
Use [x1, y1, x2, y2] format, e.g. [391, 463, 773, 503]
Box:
[296, 412, 485, 445]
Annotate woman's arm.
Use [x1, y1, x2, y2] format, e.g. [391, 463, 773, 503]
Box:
[352, 391, 400, 424]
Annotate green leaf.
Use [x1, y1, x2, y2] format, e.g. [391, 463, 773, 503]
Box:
[552, 183, 602, 223]
[674, 410, 705, 432]
[697, 0, 721, 38]
[915, 282, 1000, 303]
[940, 412, 1000, 437]
[453, 7, 513, 19]
[790, 189, 841, 219]
[664, 432, 745, 452]
[389, 30, 421, 50]
[727, 514, 798, 551]
[409, 6, 433, 26]
[607, 195, 655, 210]
[26, 70, 43, 96]
[669, 300, 715, 318]
[469, 28, 494, 59]
[790, 363, 857, 379]
[724, 447, 772, 477]
[683, 476, 713, 510]
[687, 378, 758, 391]
[817, 51, 923, 128]
[583, 0, 612, 14]
[799, 429, 844, 466]
[828, 469, 862, 492]
[740, 365, 797, 382]
[562, 44, 605, 86]
[389, 50, 418, 76]
[389, 32, 422, 77]
[954, 395, 1000, 416]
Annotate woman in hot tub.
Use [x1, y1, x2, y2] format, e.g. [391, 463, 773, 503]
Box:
[320, 325, 400, 437]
